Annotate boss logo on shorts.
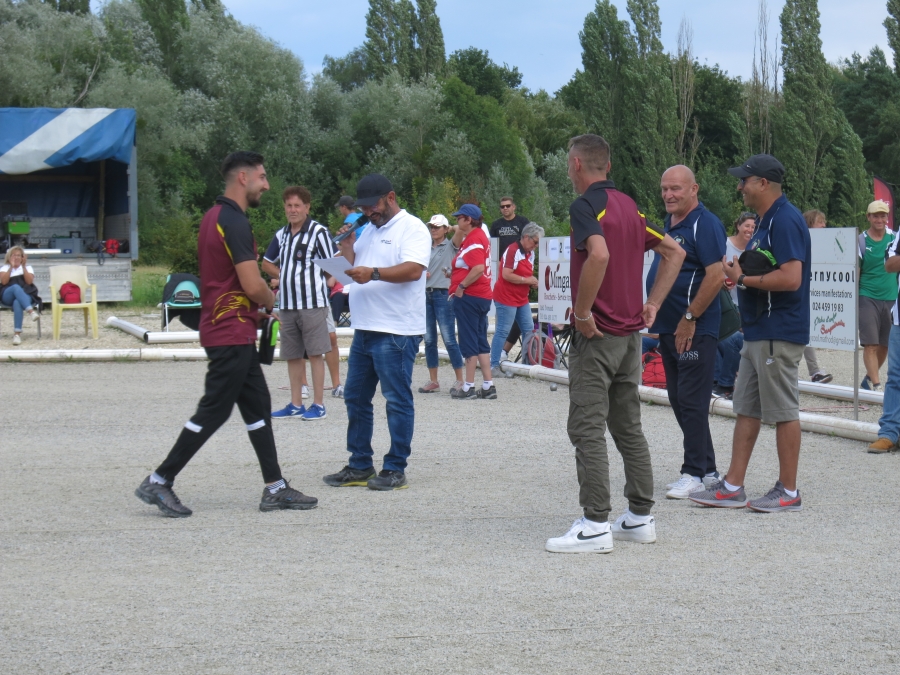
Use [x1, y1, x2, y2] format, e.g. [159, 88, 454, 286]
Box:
[678, 351, 699, 361]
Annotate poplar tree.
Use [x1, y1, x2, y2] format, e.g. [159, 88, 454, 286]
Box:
[885, 0, 900, 75]
[411, 0, 445, 79]
[136, 0, 189, 77]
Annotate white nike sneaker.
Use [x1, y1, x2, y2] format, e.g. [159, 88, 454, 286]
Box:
[666, 473, 704, 499]
[545, 517, 613, 554]
[702, 471, 721, 489]
[610, 512, 657, 544]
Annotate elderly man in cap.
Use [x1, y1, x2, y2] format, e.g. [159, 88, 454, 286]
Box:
[690, 154, 811, 513]
[858, 200, 897, 394]
[323, 174, 431, 490]
[419, 214, 465, 394]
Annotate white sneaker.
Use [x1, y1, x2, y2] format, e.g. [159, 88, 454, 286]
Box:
[545, 517, 613, 554]
[29, 308, 39, 322]
[332, 385, 344, 398]
[301, 385, 310, 399]
[703, 471, 720, 489]
[610, 512, 657, 544]
[666, 474, 704, 499]
[12, 334, 21, 345]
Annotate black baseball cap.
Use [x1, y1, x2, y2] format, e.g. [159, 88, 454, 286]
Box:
[728, 154, 785, 183]
[335, 195, 355, 209]
[355, 174, 393, 207]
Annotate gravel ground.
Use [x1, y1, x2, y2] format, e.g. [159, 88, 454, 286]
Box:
[1, 359, 898, 674]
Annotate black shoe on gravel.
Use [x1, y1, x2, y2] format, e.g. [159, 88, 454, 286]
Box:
[450, 386, 477, 400]
[323, 465, 376, 487]
[259, 481, 318, 511]
[477, 385, 498, 399]
[367, 470, 408, 491]
[135, 476, 192, 518]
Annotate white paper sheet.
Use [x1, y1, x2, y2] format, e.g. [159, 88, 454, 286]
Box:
[313, 256, 354, 285]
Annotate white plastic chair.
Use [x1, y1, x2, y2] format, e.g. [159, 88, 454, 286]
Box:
[49, 265, 98, 340]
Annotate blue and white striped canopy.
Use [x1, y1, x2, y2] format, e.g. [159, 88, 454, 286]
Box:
[0, 108, 136, 175]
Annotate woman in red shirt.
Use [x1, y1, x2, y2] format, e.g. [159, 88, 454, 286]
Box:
[449, 204, 494, 399]
[489, 222, 543, 374]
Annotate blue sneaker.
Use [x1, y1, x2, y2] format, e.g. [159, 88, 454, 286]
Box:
[301, 403, 327, 421]
[272, 402, 306, 419]
[861, 375, 871, 391]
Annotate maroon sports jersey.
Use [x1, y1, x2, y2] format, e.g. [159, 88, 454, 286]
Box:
[198, 196, 260, 347]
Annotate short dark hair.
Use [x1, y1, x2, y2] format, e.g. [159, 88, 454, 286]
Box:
[283, 185, 311, 205]
[220, 151, 265, 180]
[499, 196, 514, 205]
[568, 134, 610, 172]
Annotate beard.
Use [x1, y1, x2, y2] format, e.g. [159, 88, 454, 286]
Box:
[247, 192, 262, 209]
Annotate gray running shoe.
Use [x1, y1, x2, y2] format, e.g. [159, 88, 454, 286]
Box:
[135, 476, 192, 518]
[477, 385, 498, 399]
[259, 481, 318, 511]
[746, 481, 802, 513]
[367, 470, 408, 491]
[323, 465, 376, 487]
[688, 479, 748, 508]
[451, 386, 477, 400]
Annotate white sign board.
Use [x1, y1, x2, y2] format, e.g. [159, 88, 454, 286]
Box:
[538, 236, 572, 323]
[642, 250, 655, 303]
[809, 227, 857, 352]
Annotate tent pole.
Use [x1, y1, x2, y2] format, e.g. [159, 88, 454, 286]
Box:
[97, 159, 106, 241]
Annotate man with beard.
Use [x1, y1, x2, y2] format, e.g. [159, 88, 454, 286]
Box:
[135, 151, 318, 517]
[323, 174, 431, 491]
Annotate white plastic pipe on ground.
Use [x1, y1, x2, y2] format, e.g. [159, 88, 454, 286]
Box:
[798, 379, 882, 404]
[1, 346, 451, 362]
[501, 361, 879, 443]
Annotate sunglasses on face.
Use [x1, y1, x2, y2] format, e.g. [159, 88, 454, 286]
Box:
[500, 204, 513, 209]
[738, 177, 762, 188]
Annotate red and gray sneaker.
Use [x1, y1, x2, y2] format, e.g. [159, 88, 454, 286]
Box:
[688, 479, 748, 508]
[746, 481, 802, 512]
[135, 475, 192, 517]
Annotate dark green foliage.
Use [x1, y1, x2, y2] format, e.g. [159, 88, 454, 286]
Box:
[322, 48, 371, 91]
[135, 0, 188, 76]
[447, 47, 522, 101]
[886, 0, 900, 75]
[42, 0, 90, 13]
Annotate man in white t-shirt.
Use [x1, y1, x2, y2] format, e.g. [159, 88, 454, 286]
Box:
[323, 174, 431, 491]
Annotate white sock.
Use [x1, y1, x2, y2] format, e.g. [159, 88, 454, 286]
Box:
[463, 382, 474, 392]
[625, 511, 653, 525]
[724, 479, 741, 492]
[483, 380, 493, 390]
[783, 486, 798, 498]
[267, 479, 286, 494]
[149, 472, 167, 485]
[583, 517, 610, 534]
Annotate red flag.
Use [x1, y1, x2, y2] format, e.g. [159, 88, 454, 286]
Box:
[874, 176, 895, 231]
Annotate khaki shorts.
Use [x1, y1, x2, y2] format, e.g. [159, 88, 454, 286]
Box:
[732, 339, 804, 424]
[279, 308, 332, 360]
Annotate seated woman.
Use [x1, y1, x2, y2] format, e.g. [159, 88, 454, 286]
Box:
[489, 222, 543, 377]
[449, 204, 495, 399]
[0, 246, 39, 345]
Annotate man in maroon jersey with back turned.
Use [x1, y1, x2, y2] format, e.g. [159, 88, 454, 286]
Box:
[546, 134, 684, 554]
[135, 151, 318, 517]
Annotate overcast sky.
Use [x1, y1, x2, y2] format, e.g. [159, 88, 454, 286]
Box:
[217, 0, 893, 91]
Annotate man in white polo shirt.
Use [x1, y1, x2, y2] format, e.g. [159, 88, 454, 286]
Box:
[323, 174, 431, 491]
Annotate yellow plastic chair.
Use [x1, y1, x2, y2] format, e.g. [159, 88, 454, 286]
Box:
[49, 265, 99, 340]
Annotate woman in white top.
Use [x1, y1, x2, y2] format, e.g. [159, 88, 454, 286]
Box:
[724, 212, 756, 304]
[0, 246, 39, 345]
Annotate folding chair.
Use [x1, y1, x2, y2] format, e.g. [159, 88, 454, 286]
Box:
[49, 265, 98, 340]
[160, 273, 201, 331]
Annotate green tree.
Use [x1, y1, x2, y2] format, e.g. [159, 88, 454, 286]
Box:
[135, 0, 188, 77]
[774, 0, 868, 226]
[886, 0, 900, 75]
[42, 0, 90, 13]
[322, 47, 370, 91]
[410, 0, 445, 79]
[448, 47, 521, 101]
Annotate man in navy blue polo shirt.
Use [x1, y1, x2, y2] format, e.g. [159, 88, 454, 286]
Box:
[646, 165, 726, 499]
[691, 154, 810, 513]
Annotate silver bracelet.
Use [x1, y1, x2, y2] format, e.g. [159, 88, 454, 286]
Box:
[573, 313, 593, 322]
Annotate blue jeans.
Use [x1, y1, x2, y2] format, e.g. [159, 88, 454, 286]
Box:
[344, 330, 421, 473]
[425, 289, 463, 370]
[1, 284, 33, 331]
[878, 324, 900, 441]
[642, 336, 659, 355]
[491, 301, 534, 368]
[715, 331, 744, 388]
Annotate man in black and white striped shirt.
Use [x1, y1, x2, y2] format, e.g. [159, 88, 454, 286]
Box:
[262, 186, 336, 421]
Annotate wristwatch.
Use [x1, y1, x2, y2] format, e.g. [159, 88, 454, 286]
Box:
[684, 311, 697, 322]
[371, 267, 381, 281]
[737, 274, 746, 290]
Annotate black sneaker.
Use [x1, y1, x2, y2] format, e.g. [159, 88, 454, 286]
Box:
[135, 476, 192, 518]
[450, 386, 477, 400]
[259, 481, 318, 511]
[367, 470, 408, 491]
[811, 372, 833, 384]
[477, 385, 498, 399]
[323, 465, 376, 487]
[711, 384, 733, 400]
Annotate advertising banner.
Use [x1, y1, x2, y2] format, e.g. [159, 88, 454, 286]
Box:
[538, 236, 572, 323]
[808, 228, 857, 352]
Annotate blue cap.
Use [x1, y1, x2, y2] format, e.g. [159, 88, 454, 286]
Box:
[451, 203, 482, 219]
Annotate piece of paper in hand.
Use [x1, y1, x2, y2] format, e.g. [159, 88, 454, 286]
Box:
[313, 256, 354, 285]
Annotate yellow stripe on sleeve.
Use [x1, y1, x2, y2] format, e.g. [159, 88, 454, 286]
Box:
[216, 223, 234, 261]
[596, 209, 606, 222]
[645, 226, 664, 241]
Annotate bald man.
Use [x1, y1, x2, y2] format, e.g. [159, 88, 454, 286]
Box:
[645, 165, 726, 499]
